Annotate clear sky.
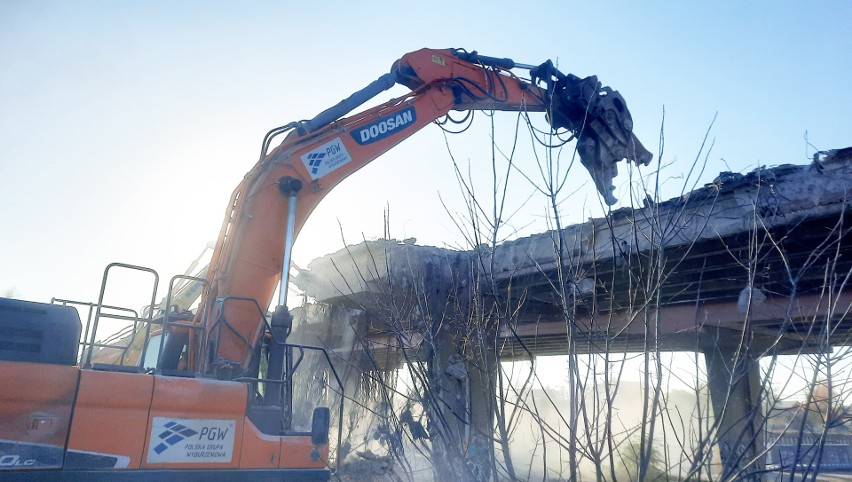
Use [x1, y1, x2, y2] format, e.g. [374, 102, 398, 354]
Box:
[1, 0, 850, 312]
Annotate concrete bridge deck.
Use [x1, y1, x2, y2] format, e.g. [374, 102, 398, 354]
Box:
[293, 148, 852, 361]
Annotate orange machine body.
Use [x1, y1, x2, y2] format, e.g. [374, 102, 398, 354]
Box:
[0, 299, 330, 481]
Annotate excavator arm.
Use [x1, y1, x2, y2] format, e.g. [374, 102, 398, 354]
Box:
[196, 48, 652, 376]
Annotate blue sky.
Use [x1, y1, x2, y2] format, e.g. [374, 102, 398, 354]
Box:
[1, 1, 850, 309]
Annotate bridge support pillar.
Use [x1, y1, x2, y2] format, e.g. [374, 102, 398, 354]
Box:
[423, 267, 496, 481]
[704, 342, 766, 481]
[428, 325, 496, 481]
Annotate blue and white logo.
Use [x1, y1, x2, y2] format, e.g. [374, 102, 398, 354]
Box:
[303, 152, 326, 176]
[147, 417, 235, 464]
[300, 137, 353, 180]
[352, 107, 416, 145]
[154, 421, 198, 454]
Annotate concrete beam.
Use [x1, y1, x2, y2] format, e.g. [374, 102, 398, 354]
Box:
[502, 292, 852, 351]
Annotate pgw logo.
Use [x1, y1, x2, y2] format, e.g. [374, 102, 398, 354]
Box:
[199, 426, 229, 441]
[153, 421, 198, 454]
[303, 152, 326, 175]
[300, 137, 353, 180]
[147, 417, 236, 464]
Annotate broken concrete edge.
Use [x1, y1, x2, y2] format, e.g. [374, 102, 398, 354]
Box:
[293, 239, 466, 304]
[491, 150, 852, 279]
[294, 150, 852, 302]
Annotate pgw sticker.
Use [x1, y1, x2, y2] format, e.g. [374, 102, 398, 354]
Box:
[300, 137, 353, 180]
[147, 417, 235, 464]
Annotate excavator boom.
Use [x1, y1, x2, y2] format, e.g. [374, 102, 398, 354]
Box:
[0, 47, 651, 481]
[200, 48, 651, 377]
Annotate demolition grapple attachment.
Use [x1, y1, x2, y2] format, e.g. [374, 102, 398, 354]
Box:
[533, 61, 653, 205]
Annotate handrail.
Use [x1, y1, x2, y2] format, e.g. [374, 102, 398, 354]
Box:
[151, 274, 209, 371]
[206, 296, 266, 375]
[85, 263, 159, 367]
[237, 341, 345, 471]
[52, 297, 141, 365]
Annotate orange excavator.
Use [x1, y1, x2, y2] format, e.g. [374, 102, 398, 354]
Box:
[0, 48, 651, 481]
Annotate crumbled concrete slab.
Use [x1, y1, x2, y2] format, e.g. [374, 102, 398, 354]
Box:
[487, 152, 852, 281]
[293, 238, 466, 303]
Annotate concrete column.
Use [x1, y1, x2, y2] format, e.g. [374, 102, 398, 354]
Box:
[428, 323, 470, 480]
[704, 342, 766, 481]
[427, 318, 498, 481]
[466, 341, 497, 481]
[423, 261, 497, 481]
